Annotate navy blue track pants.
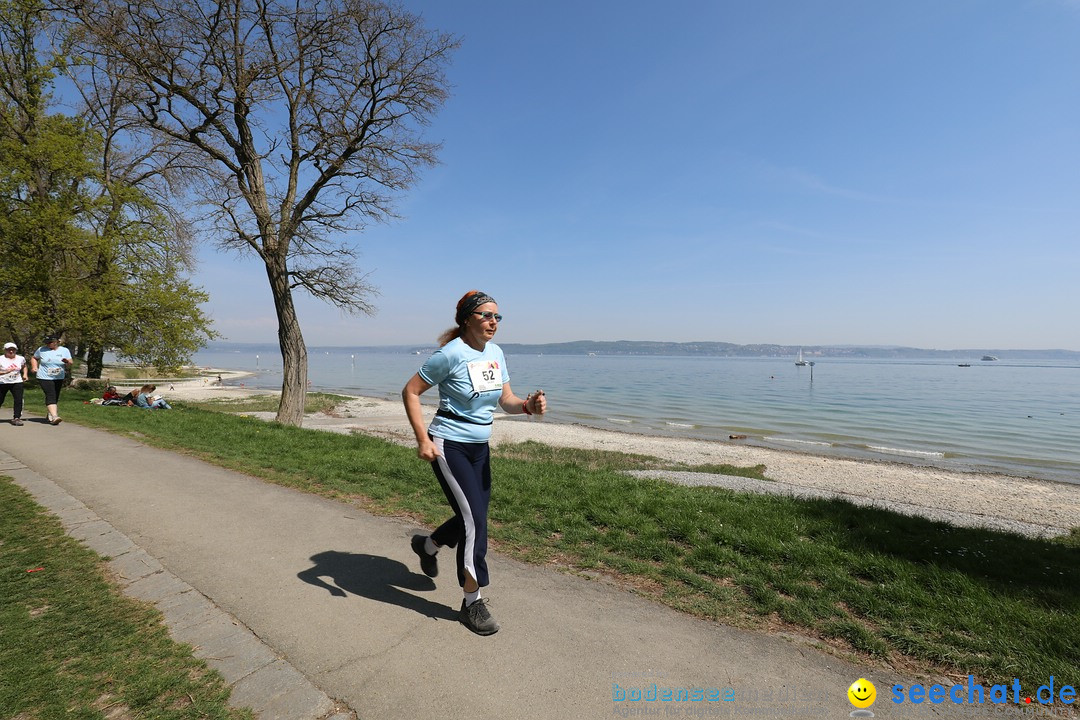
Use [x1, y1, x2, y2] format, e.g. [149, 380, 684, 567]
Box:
[429, 436, 491, 589]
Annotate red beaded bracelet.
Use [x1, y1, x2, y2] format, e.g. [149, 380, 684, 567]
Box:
[522, 395, 533, 415]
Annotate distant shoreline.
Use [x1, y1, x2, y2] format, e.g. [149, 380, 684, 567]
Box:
[176, 350, 1080, 486]
[201, 340, 1080, 361]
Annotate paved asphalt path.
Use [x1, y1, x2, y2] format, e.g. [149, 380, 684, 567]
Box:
[1, 414, 1036, 720]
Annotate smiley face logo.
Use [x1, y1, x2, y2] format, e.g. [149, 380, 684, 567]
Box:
[847, 678, 876, 709]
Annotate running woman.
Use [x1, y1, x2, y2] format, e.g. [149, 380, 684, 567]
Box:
[402, 290, 547, 635]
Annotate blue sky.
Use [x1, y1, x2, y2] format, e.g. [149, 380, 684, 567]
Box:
[196, 0, 1080, 350]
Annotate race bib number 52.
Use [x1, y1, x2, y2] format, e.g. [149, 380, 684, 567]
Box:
[467, 360, 502, 393]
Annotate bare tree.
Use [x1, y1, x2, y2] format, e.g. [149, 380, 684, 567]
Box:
[69, 0, 457, 424]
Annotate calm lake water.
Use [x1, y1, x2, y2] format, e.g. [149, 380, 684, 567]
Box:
[190, 345, 1080, 485]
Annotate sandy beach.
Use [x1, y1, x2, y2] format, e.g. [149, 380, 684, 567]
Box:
[150, 371, 1080, 539]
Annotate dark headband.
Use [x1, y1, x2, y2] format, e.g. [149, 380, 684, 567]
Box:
[456, 292, 496, 326]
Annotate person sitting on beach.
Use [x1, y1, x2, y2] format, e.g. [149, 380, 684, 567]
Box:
[134, 384, 171, 410]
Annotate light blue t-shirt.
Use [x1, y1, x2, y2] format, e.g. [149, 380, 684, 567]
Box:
[419, 338, 510, 443]
[33, 345, 72, 380]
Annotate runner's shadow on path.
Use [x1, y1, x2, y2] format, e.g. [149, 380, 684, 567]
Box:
[297, 550, 457, 621]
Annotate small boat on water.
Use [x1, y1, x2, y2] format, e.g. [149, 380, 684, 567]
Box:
[795, 349, 808, 366]
[981, 355, 999, 361]
[958, 363, 971, 367]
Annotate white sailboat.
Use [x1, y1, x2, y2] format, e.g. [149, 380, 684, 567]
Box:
[795, 349, 808, 366]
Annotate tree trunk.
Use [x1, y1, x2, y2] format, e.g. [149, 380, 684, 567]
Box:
[85, 344, 105, 378]
[266, 253, 308, 426]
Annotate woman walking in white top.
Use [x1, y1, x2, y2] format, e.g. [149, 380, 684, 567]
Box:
[0, 342, 29, 425]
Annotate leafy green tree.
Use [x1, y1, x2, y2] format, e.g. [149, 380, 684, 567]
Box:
[0, 0, 97, 347]
[62, 192, 218, 375]
[0, 0, 216, 373]
[67, 119, 216, 376]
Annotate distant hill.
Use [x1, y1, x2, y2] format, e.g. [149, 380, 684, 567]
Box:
[204, 340, 1080, 361]
[496, 340, 1080, 361]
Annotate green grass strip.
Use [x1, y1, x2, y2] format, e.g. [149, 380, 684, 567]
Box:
[0, 477, 252, 720]
[47, 389, 1080, 691]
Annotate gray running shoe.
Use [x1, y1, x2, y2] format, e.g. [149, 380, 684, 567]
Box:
[11, 418, 22, 426]
[411, 534, 438, 578]
[459, 598, 500, 636]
